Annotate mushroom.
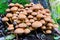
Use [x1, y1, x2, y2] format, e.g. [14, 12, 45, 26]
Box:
[46, 30, 52, 34]
[47, 23, 53, 27]
[25, 4, 32, 7]
[53, 24, 59, 28]
[40, 20, 45, 24]
[37, 14, 43, 18]
[7, 24, 14, 30]
[14, 20, 21, 24]
[6, 13, 13, 22]
[32, 12, 37, 16]
[19, 23, 27, 27]
[28, 15, 33, 19]
[18, 14, 26, 20]
[32, 21, 42, 28]
[44, 17, 51, 22]
[47, 26, 52, 29]
[6, 8, 10, 12]
[33, 17, 37, 20]
[29, 19, 35, 23]
[8, 3, 14, 6]
[29, 27, 34, 31]
[14, 28, 24, 34]
[10, 6, 18, 13]
[24, 28, 31, 34]
[26, 22, 31, 26]
[12, 16, 17, 20]
[45, 9, 50, 13]
[41, 26, 46, 29]
[2, 17, 9, 22]
[25, 18, 29, 23]
[26, 9, 32, 13]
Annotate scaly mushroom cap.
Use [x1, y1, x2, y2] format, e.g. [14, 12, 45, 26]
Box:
[10, 6, 18, 11]
[8, 3, 14, 6]
[6, 9, 10, 12]
[19, 23, 27, 27]
[18, 14, 26, 20]
[6, 13, 13, 18]
[14, 28, 24, 34]
[32, 21, 42, 28]
[24, 28, 31, 34]
[2, 17, 9, 21]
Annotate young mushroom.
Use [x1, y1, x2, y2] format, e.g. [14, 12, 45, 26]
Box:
[24, 28, 31, 34]
[14, 28, 24, 34]
[32, 12, 37, 16]
[32, 21, 42, 28]
[40, 20, 45, 24]
[18, 23, 27, 28]
[29, 19, 35, 23]
[26, 22, 31, 26]
[10, 6, 18, 13]
[8, 3, 14, 6]
[41, 26, 46, 29]
[18, 14, 26, 20]
[6, 8, 10, 12]
[6, 13, 13, 22]
[7, 24, 14, 30]
[28, 15, 33, 19]
[46, 30, 52, 34]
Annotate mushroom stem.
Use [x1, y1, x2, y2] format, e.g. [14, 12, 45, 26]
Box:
[6, 22, 9, 25]
[16, 34, 18, 40]
[9, 18, 12, 23]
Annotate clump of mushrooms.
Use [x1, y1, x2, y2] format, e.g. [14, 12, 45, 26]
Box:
[2, 3, 59, 35]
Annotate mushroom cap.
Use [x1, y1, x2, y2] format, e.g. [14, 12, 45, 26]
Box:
[37, 14, 43, 18]
[26, 22, 31, 26]
[25, 4, 32, 7]
[53, 24, 59, 28]
[18, 14, 26, 20]
[32, 21, 42, 28]
[29, 19, 35, 23]
[14, 20, 21, 24]
[14, 3, 20, 7]
[41, 26, 46, 29]
[13, 14, 18, 17]
[26, 9, 32, 13]
[14, 28, 24, 34]
[6, 13, 13, 18]
[44, 17, 51, 22]
[47, 26, 52, 29]
[28, 15, 33, 19]
[40, 20, 45, 24]
[46, 30, 52, 34]
[24, 28, 31, 34]
[2, 17, 9, 21]
[19, 23, 27, 27]
[32, 12, 37, 16]
[29, 27, 34, 31]
[6, 9, 10, 12]
[33, 17, 37, 20]
[45, 9, 50, 13]
[47, 23, 53, 27]
[8, 3, 14, 6]
[25, 18, 29, 23]
[7, 24, 14, 30]
[10, 6, 18, 11]
[12, 16, 17, 20]
[19, 4, 24, 8]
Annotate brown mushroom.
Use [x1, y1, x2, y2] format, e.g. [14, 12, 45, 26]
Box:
[18, 14, 26, 20]
[46, 30, 52, 34]
[33, 17, 37, 20]
[32, 21, 42, 28]
[32, 12, 37, 16]
[47, 23, 53, 27]
[29, 19, 35, 23]
[28, 15, 33, 19]
[24, 28, 31, 34]
[41, 26, 46, 29]
[7, 24, 14, 30]
[19, 23, 27, 27]
[40, 20, 45, 24]
[14, 28, 24, 34]
[26, 22, 31, 26]
[8, 3, 14, 6]
[10, 6, 18, 13]
[6, 8, 10, 12]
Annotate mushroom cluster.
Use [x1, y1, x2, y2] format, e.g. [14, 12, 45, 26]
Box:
[2, 3, 58, 34]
